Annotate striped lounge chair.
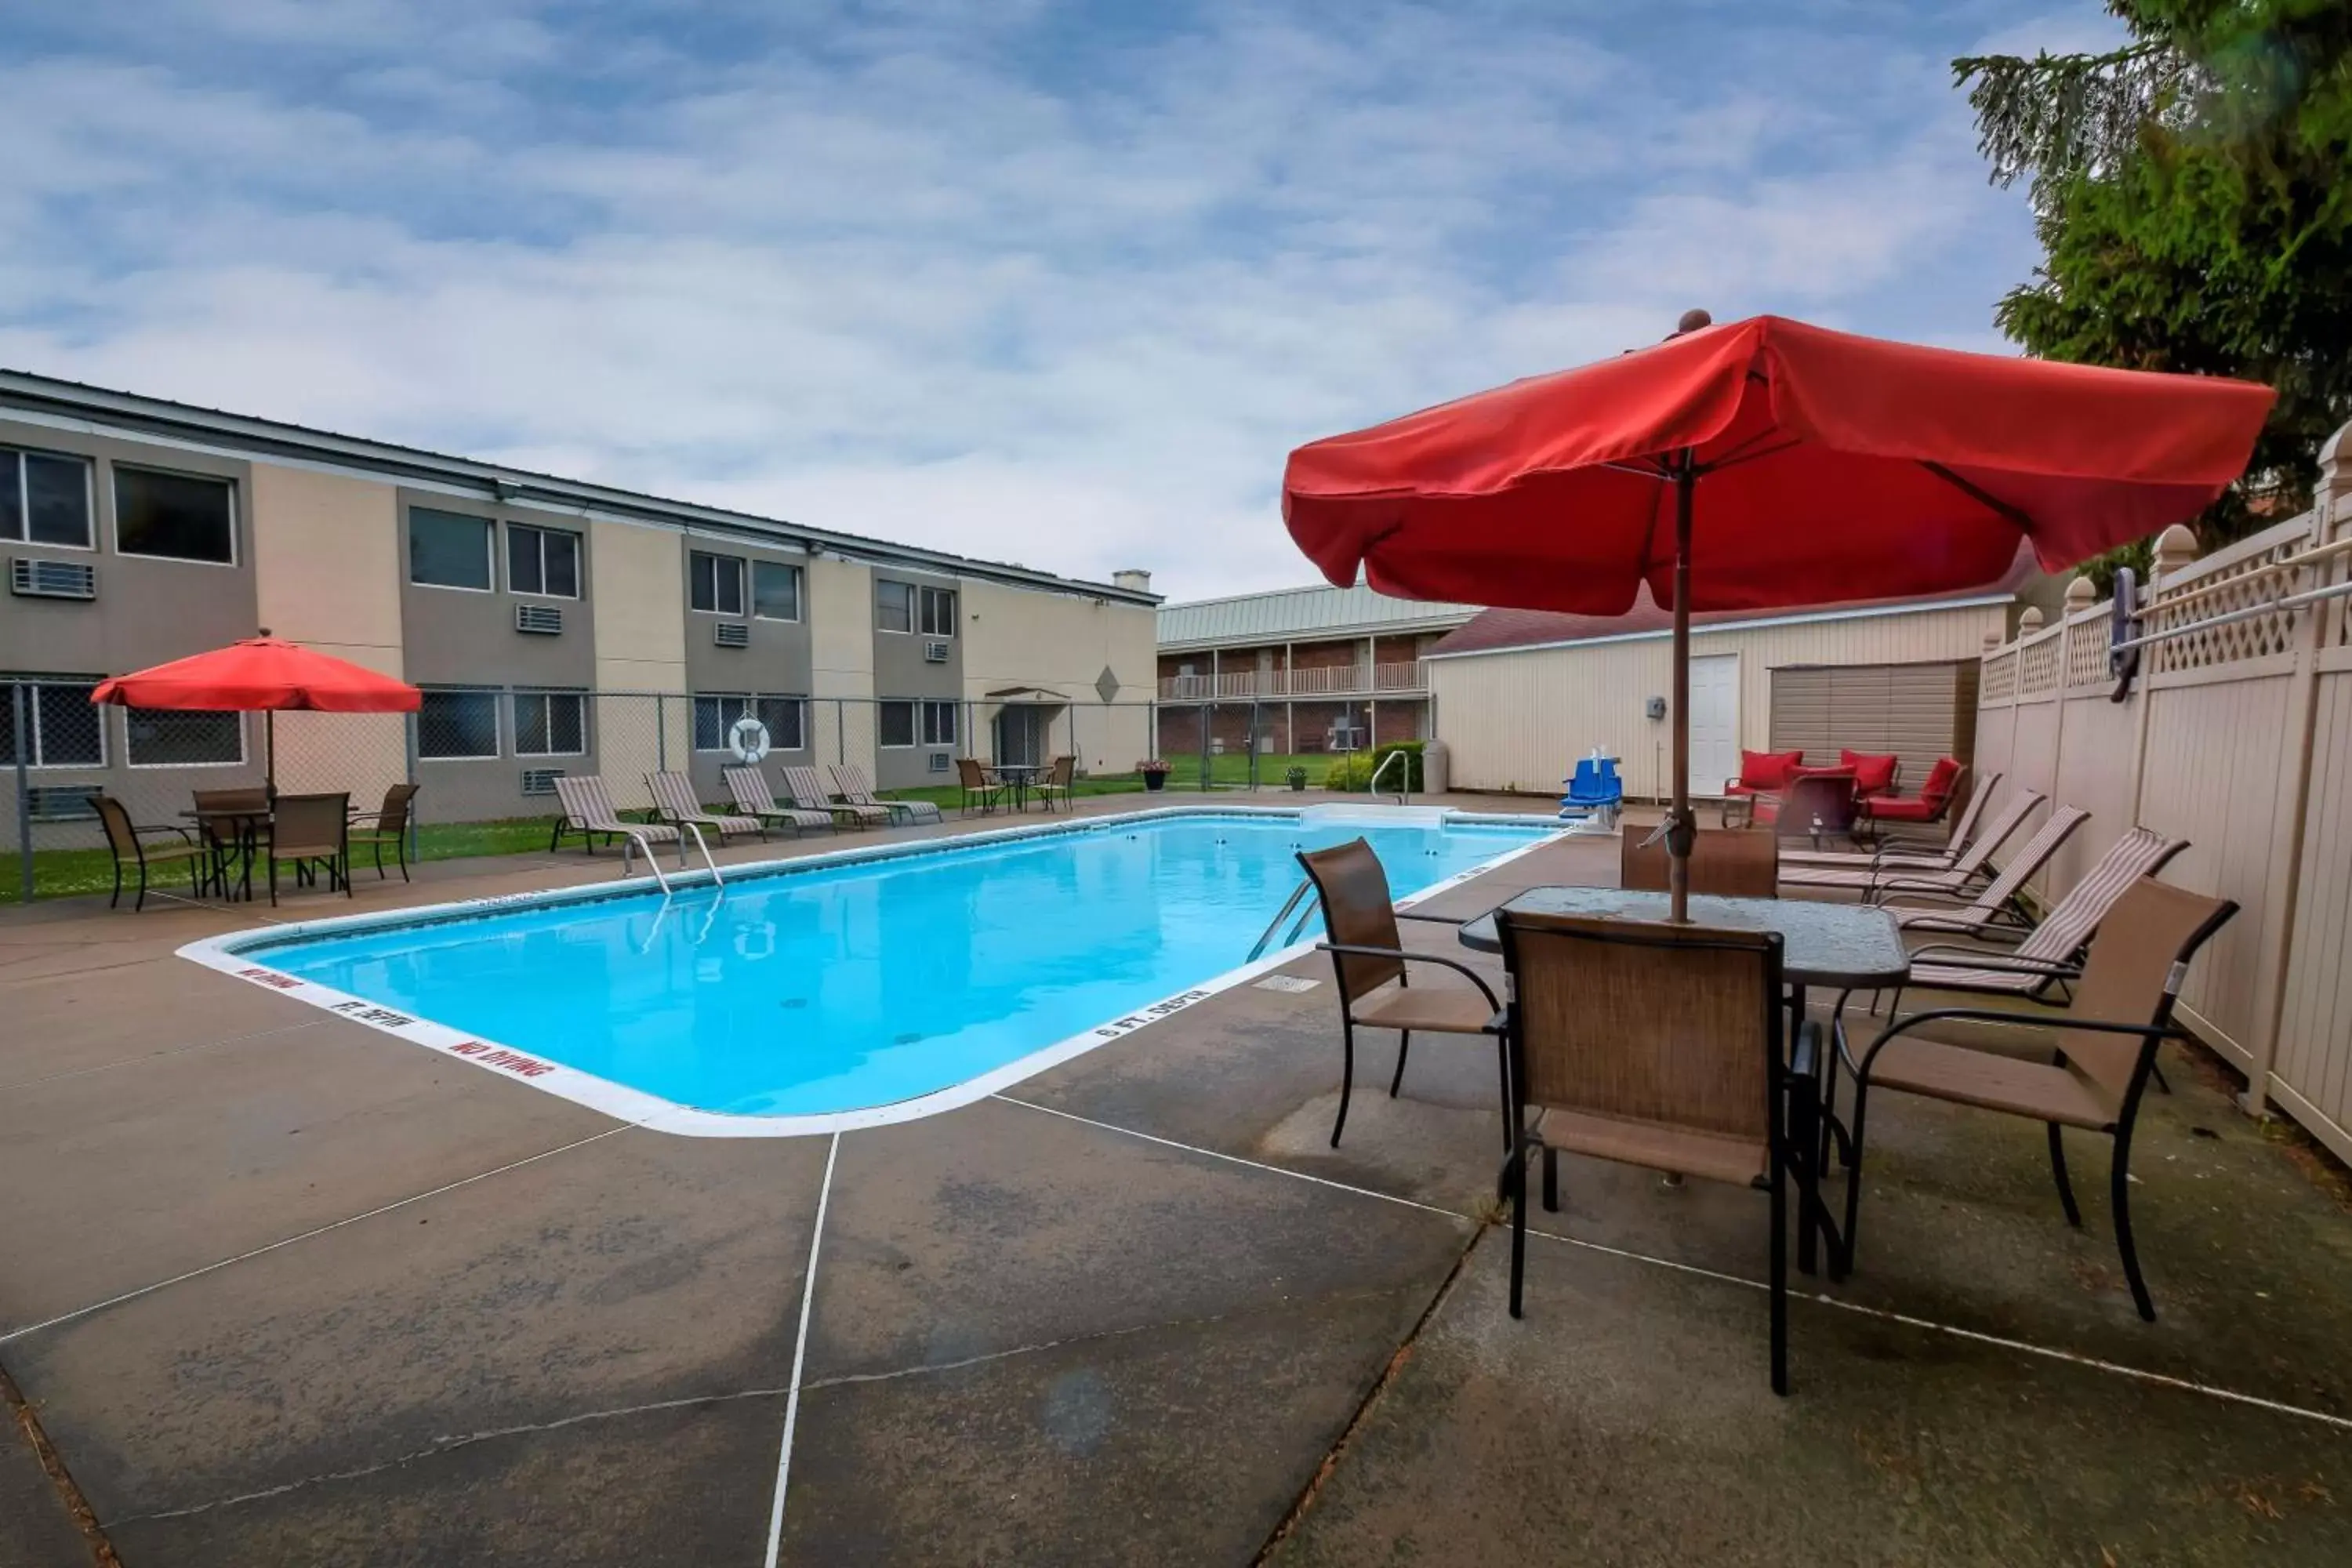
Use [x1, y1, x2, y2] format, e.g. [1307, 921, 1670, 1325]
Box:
[724, 767, 836, 836]
[552, 775, 681, 862]
[1869, 805, 2088, 911]
[1778, 789, 2042, 895]
[1782, 771, 2003, 870]
[648, 771, 766, 844]
[783, 765, 889, 828]
[1872, 808, 2101, 942]
[1886, 828, 2194, 1012]
[829, 763, 942, 826]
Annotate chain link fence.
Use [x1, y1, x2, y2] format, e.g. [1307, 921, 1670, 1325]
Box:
[3, 681, 1290, 901]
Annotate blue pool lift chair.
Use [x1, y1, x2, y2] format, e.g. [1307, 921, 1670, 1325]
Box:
[1559, 755, 1623, 828]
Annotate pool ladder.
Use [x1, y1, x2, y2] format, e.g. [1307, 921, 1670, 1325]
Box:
[1368, 750, 1410, 804]
[1247, 877, 1319, 962]
[620, 822, 724, 895]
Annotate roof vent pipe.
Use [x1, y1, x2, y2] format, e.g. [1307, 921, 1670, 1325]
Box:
[1112, 569, 1152, 593]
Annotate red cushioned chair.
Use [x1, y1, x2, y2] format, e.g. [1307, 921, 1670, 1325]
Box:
[1725, 749, 1803, 803]
[1839, 749, 1902, 798]
[1860, 757, 1965, 826]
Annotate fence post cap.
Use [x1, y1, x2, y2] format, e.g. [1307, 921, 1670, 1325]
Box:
[2018, 604, 2045, 632]
[1984, 628, 2004, 649]
[2151, 524, 2200, 577]
[2063, 575, 2098, 610]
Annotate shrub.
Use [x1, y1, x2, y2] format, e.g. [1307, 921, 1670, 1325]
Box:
[1323, 753, 1373, 789]
[1370, 739, 1426, 791]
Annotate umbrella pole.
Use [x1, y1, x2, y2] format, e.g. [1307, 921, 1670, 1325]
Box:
[266, 710, 277, 799]
[1668, 454, 1696, 923]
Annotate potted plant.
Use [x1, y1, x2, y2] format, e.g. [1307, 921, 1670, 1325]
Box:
[1285, 765, 1308, 791]
[1137, 759, 1171, 793]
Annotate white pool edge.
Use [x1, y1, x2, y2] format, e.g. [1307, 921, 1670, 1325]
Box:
[177, 804, 1567, 1138]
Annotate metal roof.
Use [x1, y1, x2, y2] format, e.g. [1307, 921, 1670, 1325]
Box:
[0, 367, 1159, 607]
[1157, 582, 1480, 649]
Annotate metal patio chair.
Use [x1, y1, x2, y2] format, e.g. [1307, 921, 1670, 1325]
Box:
[1830, 878, 2237, 1320]
[347, 782, 419, 883]
[782, 764, 887, 829]
[829, 763, 942, 826]
[956, 757, 1007, 816]
[724, 767, 835, 837]
[1494, 909, 1829, 1396]
[93, 794, 209, 911]
[263, 792, 351, 906]
[648, 770, 765, 844]
[1296, 838, 1508, 1151]
[1777, 789, 2045, 895]
[551, 775, 683, 862]
[1032, 754, 1077, 812]
[1620, 826, 1778, 897]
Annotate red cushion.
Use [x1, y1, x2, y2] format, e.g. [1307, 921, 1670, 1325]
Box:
[1862, 796, 1940, 822]
[1737, 749, 1805, 790]
[1915, 756, 1962, 806]
[1838, 750, 1900, 796]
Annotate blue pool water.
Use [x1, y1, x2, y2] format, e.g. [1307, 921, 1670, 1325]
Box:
[245, 811, 1548, 1120]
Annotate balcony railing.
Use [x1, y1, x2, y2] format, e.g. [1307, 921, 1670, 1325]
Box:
[1156, 662, 1426, 701]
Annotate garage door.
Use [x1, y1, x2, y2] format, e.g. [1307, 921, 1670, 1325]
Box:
[1768, 660, 1976, 789]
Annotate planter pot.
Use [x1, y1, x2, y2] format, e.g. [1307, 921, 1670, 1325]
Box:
[1286, 770, 1308, 791]
[1142, 772, 1167, 792]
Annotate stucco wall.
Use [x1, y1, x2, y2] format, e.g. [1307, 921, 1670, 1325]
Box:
[960, 578, 1155, 776]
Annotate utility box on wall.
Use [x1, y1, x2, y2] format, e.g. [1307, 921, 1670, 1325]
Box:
[1767, 659, 1979, 782]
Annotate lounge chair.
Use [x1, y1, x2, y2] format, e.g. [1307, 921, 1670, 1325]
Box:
[1494, 909, 1829, 1396]
[1777, 789, 2043, 893]
[1896, 825, 2187, 948]
[93, 794, 209, 911]
[551, 775, 683, 863]
[724, 767, 835, 836]
[1033, 754, 1077, 812]
[1867, 805, 2089, 915]
[648, 770, 765, 844]
[1297, 839, 1508, 1151]
[782, 764, 887, 828]
[263, 792, 351, 906]
[1831, 879, 2237, 1319]
[1882, 828, 2191, 1011]
[1619, 826, 1777, 897]
[1781, 769, 2003, 869]
[348, 783, 419, 883]
[829, 763, 942, 826]
[956, 757, 1007, 815]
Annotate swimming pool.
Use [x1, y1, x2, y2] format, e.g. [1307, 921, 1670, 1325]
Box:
[183, 807, 1556, 1135]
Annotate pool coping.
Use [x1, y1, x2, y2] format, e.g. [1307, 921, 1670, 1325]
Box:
[176, 804, 1571, 1138]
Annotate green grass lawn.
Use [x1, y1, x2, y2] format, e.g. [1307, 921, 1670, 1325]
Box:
[1155, 751, 1362, 789]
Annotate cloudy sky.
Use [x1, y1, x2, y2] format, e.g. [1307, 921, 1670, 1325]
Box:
[1, 1, 2121, 600]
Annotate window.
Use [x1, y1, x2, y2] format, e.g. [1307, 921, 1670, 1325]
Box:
[920, 700, 957, 746]
[693, 692, 752, 751]
[919, 586, 957, 637]
[757, 695, 806, 751]
[114, 467, 234, 564]
[2, 448, 93, 548]
[507, 524, 580, 598]
[878, 700, 956, 748]
[877, 699, 915, 747]
[513, 691, 586, 756]
[0, 679, 105, 768]
[690, 551, 746, 615]
[876, 580, 914, 633]
[753, 560, 802, 622]
[125, 708, 243, 767]
[409, 508, 494, 590]
[417, 688, 500, 758]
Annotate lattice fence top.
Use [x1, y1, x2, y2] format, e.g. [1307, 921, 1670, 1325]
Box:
[2064, 612, 2113, 688]
[2146, 529, 2318, 676]
[2016, 630, 2061, 695]
[1981, 648, 2016, 702]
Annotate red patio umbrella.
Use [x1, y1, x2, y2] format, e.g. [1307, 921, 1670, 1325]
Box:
[1283, 314, 2274, 918]
[91, 633, 422, 792]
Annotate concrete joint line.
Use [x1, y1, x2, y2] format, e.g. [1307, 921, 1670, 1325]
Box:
[0, 1125, 634, 1346]
[764, 1129, 840, 1568]
[1, 1356, 122, 1564]
[0, 1020, 322, 1094]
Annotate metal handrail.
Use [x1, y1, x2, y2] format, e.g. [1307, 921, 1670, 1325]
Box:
[1248, 877, 1316, 962]
[621, 833, 673, 894]
[1368, 748, 1409, 804]
[2111, 577, 2352, 654]
[683, 822, 724, 885]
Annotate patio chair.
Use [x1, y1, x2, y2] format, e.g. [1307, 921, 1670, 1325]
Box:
[1296, 839, 1508, 1151]
[1879, 828, 2190, 1014]
[648, 770, 766, 844]
[1033, 754, 1078, 812]
[1620, 826, 1778, 897]
[1757, 770, 1860, 842]
[191, 786, 272, 896]
[724, 767, 835, 836]
[1830, 879, 2237, 1319]
[1858, 758, 1965, 830]
[263, 792, 351, 906]
[347, 783, 419, 883]
[956, 757, 1007, 815]
[1777, 789, 2043, 893]
[1782, 768, 2000, 868]
[93, 795, 209, 911]
[782, 764, 888, 828]
[1494, 909, 1827, 1396]
[1893, 826, 2187, 950]
[829, 763, 942, 826]
[551, 775, 682, 862]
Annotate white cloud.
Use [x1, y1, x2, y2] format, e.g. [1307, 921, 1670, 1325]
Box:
[0, 1, 2053, 601]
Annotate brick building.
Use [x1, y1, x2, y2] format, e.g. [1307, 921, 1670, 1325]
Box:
[1153, 583, 1479, 759]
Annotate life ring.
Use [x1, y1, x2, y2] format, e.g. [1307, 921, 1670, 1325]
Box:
[728, 715, 771, 763]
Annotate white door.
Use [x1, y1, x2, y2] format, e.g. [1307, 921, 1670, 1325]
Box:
[1686, 654, 1740, 797]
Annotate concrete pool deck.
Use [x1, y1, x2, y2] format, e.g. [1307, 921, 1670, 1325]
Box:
[5, 793, 2350, 1564]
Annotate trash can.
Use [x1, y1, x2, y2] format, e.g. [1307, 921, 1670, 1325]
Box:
[1422, 739, 1450, 796]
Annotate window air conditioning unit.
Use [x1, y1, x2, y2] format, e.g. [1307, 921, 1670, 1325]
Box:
[10, 557, 97, 601]
[521, 768, 566, 797]
[923, 639, 950, 662]
[26, 786, 102, 822]
[713, 621, 750, 648]
[927, 752, 951, 773]
[514, 603, 564, 634]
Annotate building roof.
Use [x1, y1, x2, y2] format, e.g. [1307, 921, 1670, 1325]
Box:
[1156, 581, 1480, 649]
[1428, 581, 2023, 660]
[0, 367, 1159, 608]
